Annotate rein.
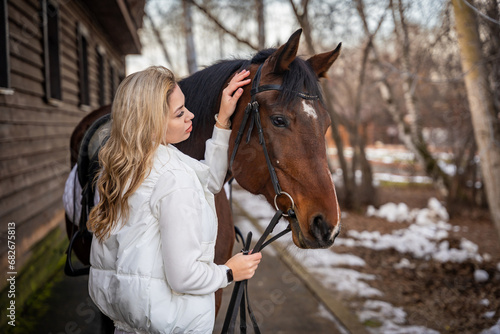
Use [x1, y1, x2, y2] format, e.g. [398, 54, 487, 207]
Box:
[222, 64, 319, 334]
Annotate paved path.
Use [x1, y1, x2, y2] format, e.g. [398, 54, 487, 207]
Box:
[16, 201, 356, 333]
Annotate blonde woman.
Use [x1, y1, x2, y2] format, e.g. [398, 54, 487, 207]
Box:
[87, 66, 260, 333]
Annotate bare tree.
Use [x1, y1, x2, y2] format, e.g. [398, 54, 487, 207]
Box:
[288, 0, 361, 208]
[352, 0, 455, 202]
[188, 0, 259, 51]
[388, 0, 451, 191]
[452, 0, 500, 241]
[256, 0, 265, 48]
[144, 13, 172, 67]
[183, 0, 198, 74]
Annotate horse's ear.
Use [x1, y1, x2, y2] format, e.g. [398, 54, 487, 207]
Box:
[307, 43, 342, 78]
[268, 29, 302, 74]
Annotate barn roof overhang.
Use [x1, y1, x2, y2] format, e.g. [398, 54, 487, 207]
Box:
[84, 0, 144, 55]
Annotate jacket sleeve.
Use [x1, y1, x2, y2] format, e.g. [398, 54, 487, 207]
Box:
[202, 126, 231, 194]
[156, 181, 229, 295]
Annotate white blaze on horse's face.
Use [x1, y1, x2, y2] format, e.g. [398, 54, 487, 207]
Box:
[301, 100, 318, 119]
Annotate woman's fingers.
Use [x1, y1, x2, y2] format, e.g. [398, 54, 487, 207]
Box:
[225, 70, 251, 96]
[218, 69, 251, 122]
[225, 252, 262, 281]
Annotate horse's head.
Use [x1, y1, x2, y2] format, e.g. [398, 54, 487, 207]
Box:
[229, 29, 342, 249]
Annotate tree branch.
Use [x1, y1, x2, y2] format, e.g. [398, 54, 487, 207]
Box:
[188, 0, 259, 51]
[144, 12, 172, 66]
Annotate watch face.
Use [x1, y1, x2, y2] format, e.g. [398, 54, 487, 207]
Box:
[227, 268, 234, 283]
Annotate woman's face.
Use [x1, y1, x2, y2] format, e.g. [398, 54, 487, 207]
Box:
[164, 84, 194, 144]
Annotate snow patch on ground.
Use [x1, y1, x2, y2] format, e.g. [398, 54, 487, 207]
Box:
[481, 319, 500, 334]
[291, 249, 366, 267]
[370, 322, 441, 334]
[344, 198, 484, 263]
[366, 197, 448, 223]
[474, 269, 490, 283]
[312, 267, 383, 298]
[358, 300, 441, 334]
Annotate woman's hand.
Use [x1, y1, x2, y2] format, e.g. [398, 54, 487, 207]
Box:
[225, 251, 262, 282]
[217, 69, 251, 129]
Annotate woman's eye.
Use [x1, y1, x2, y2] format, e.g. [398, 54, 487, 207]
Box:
[177, 111, 185, 118]
[270, 115, 288, 128]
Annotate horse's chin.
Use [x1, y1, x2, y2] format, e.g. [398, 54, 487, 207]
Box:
[291, 231, 309, 249]
[289, 217, 314, 249]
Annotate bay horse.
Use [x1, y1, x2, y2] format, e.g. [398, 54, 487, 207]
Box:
[65, 29, 342, 315]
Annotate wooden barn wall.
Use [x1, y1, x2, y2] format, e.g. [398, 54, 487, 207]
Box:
[0, 0, 127, 282]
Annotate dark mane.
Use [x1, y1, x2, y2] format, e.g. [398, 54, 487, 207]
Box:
[176, 49, 323, 158]
[281, 55, 324, 106]
[179, 59, 248, 136]
[177, 59, 249, 158]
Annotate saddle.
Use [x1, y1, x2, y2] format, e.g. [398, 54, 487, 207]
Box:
[65, 114, 111, 276]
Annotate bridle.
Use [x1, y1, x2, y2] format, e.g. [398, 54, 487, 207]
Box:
[222, 63, 319, 334]
[229, 63, 320, 212]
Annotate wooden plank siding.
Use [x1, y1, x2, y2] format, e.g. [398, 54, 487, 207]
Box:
[0, 0, 133, 282]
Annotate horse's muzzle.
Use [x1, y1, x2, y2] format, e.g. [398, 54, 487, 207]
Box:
[290, 214, 340, 249]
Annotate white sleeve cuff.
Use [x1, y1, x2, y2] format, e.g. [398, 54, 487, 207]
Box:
[211, 126, 231, 146]
[220, 264, 231, 286]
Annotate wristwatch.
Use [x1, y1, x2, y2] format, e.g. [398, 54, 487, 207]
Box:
[226, 268, 233, 284]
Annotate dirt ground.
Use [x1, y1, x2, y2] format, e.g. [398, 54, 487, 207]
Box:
[335, 185, 500, 333]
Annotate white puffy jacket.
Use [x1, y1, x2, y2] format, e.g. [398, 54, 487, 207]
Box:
[89, 126, 231, 334]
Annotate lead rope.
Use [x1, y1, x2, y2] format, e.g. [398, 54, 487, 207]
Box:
[221, 209, 292, 334]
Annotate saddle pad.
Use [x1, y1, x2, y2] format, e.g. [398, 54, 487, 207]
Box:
[62, 164, 100, 225]
[77, 114, 111, 187]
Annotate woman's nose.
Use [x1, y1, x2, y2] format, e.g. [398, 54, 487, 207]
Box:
[186, 109, 194, 121]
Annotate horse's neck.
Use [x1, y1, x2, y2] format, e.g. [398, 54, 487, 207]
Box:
[174, 121, 215, 161]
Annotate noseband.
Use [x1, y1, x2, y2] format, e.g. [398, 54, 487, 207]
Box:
[222, 64, 319, 334]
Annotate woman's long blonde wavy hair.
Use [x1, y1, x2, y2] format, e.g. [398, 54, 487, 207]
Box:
[88, 66, 176, 242]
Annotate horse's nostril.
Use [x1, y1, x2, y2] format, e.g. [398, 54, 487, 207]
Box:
[311, 214, 332, 241]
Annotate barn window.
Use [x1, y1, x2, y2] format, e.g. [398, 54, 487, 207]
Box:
[41, 0, 61, 101]
[0, 0, 11, 91]
[96, 46, 105, 106]
[78, 23, 90, 106]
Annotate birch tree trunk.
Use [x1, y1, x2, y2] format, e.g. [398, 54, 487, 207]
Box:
[183, 0, 198, 74]
[388, 0, 451, 191]
[256, 0, 265, 49]
[452, 0, 500, 242]
[485, 0, 500, 113]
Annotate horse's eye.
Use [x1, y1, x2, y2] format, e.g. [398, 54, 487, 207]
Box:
[270, 115, 288, 128]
